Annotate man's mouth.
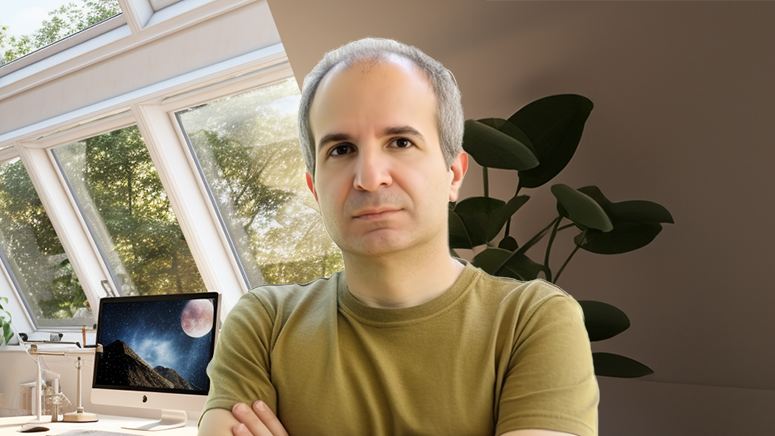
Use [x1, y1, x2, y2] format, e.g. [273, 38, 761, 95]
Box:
[352, 208, 402, 220]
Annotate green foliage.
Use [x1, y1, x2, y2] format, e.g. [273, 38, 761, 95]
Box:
[179, 79, 344, 287]
[0, 159, 89, 321]
[453, 94, 673, 378]
[75, 126, 207, 295]
[0, 296, 14, 345]
[259, 252, 344, 285]
[462, 119, 537, 171]
[592, 352, 654, 378]
[1, 0, 121, 64]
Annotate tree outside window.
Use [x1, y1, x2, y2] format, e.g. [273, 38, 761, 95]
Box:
[177, 78, 344, 287]
[54, 126, 207, 296]
[0, 158, 91, 325]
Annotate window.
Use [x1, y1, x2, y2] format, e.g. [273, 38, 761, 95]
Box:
[0, 0, 122, 65]
[177, 78, 343, 288]
[0, 158, 92, 327]
[53, 125, 207, 296]
[0, 0, 286, 334]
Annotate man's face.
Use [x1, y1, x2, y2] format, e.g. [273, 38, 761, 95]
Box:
[307, 56, 467, 259]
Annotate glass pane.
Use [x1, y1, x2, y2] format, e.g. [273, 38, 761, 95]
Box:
[0, 0, 122, 65]
[53, 126, 207, 296]
[0, 158, 93, 327]
[177, 78, 343, 287]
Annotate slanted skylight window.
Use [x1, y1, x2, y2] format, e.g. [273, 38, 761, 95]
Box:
[176, 78, 343, 288]
[0, 0, 121, 65]
[52, 125, 207, 296]
[0, 157, 93, 328]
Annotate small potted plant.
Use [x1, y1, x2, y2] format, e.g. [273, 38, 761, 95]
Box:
[0, 296, 16, 346]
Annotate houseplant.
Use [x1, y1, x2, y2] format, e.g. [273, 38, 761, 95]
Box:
[450, 94, 673, 377]
[0, 296, 15, 345]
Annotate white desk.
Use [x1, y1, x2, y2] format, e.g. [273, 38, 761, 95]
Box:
[0, 415, 197, 435]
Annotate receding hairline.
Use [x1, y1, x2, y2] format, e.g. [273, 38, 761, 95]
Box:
[308, 54, 437, 154]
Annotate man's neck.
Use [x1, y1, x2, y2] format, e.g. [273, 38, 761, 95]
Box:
[342, 249, 465, 309]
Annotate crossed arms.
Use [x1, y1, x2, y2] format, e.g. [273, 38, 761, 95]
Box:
[198, 404, 578, 436]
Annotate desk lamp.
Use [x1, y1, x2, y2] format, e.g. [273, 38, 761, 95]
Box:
[27, 344, 100, 424]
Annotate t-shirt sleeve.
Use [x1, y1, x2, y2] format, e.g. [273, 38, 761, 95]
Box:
[201, 291, 279, 418]
[495, 285, 599, 436]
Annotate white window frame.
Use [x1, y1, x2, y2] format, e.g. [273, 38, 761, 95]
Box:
[0, 0, 289, 340]
[0, 0, 253, 100]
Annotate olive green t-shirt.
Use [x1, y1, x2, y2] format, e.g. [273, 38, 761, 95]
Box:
[203, 263, 598, 436]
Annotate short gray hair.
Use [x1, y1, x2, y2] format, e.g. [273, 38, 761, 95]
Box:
[298, 37, 464, 176]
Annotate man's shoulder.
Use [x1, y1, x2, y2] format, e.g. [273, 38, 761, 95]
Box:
[235, 271, 343, 319]
[471, 265, 574, 300]
[467, 265, 581, 316]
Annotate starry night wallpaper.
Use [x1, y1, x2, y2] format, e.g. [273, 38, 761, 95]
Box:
[94, 295, 217, 394]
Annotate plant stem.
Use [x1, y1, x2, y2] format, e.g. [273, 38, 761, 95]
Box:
[555, 243, 581, 284]
[557, 223, 576, 231]
[543, 217, 562, 282]
[516, 217, 561, 259]
[491, 216, 560, 277]
[483, 166, 489, 198]
[504, 219, 511, 238]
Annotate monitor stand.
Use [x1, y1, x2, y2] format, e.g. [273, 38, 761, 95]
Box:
[122, 409, 187, 431]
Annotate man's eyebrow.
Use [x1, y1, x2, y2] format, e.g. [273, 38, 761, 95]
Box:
[316, 126, 426, 153]
[318, 133, 353, 152]
[383, 126, 425, 142]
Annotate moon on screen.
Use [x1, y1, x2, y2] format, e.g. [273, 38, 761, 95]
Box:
[181, 299, 214, 338]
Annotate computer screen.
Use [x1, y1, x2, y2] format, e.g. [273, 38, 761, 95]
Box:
[92, 292, 220, 430]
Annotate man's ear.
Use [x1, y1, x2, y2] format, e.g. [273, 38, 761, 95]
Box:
[306, 172, 319, 203]
[448, 151, 468, 202]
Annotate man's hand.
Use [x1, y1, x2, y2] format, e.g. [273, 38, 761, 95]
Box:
[231, 401, 289, 436]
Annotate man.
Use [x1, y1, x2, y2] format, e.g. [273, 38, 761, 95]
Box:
[198, 38, 598, 436]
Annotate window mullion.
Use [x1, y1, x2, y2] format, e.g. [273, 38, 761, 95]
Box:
[117, 0, 154, 34]
[17, 145, 110, 315]
[132, 103, 246, 312]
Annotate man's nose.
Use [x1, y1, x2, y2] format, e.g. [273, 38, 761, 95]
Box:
[353, 147, 392, 191]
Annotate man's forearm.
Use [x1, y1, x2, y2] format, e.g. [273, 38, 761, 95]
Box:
[199, 408, 241, 436]
[199, 402, 289, 436]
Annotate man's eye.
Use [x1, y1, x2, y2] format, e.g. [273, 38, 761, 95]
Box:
[330, 144, 355, 156]
[391, 138, 414, 148]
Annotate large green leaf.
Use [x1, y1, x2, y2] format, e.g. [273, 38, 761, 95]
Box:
[477, 118, 538, 156]
[462, 119, 539, 171]
[3, 323, 13, 345]
[578, 186, 673, 224]
[552, 184, 613, 232]
[579, 300, 630, 341]
[498, 236, 519, 251]
[497, 251, 545, 281]
[571, 186, 672, 254]
[593, 352, 654, 378]
[576, 223, 663, 255]
[472, 248, 544, 281]
[510, 95, 593, 188]
[454, 197, 505, 246]
[453, 196, 530, 246]
[487, 195, 530, 241]
[473, 248, 512, 275]
[448, 209, 473, 249]
[607, 201, 674, 224]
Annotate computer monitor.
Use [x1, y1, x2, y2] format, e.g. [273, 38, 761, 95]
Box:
[91, 292, 220, 431]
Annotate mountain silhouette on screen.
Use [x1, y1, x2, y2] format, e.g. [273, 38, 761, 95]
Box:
[95, 340, 200, 390]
